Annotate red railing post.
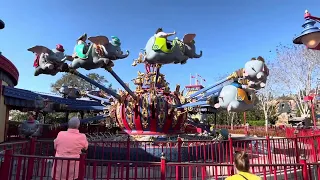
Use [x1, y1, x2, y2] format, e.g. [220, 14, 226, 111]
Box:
[126, 135, 130, 160]
[300, 154, 308, 180]
[311, 132, 317, 162]
[1, 149, 13, 180]
[26, 137, 36, 180]
[176, 136, 182, 180]
[266, 135, 273, 172]
[293, 132, 300, 163]
[78, 153, 86, 180]
[126, 135, 130, 180]
[29, 137, 36, 155]
[161, 153, 166, 180]
[228, 134, 234, 175]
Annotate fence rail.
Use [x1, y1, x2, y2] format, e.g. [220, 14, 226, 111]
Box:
[3, 128, 320, 179]
[7, 123, 320, 140]
[0, 151, 317, 180]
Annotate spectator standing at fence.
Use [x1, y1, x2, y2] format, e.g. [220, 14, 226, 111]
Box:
[51, 117, 88, 180]
[225, 151, 261, 180]
[18, 112, 41, 138]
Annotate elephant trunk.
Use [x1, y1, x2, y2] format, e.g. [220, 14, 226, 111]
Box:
[193, 51, 202, 58]
[117, 50, 130, 59]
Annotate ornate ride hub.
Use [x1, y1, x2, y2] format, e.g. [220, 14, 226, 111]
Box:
[109, 53, 187, 135]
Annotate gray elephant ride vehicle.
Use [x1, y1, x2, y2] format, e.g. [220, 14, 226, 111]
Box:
[144, 33, 202, 65]
[28, 44, 69, 76]
[70, 35, 129, 70]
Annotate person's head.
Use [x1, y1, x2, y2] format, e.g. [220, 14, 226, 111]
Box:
[68, 117, 80, 129]
[234, 151, 250, 172]
[27, 112, 35, 121]
[155, 28, 163, 34]
[77, 33, 87, 42]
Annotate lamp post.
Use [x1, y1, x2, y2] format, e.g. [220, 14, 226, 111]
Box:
[293, 10, 320, 50]
[293, 10, 320, 129]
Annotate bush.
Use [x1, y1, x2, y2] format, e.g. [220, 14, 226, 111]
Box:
[247, 120, 265, 126]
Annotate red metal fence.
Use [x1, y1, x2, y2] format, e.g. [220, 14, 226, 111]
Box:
[1, 134, 320, 179]
[7, 122, 320, 140]
[0, 151, 317, 179]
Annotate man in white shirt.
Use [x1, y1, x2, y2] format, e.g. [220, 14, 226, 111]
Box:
[155, 28, 176, 38]
[154, 28, 176, 49]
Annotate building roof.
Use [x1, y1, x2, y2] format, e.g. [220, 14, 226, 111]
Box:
[2, 86, 107, 111]
[0, 55, 19, 86]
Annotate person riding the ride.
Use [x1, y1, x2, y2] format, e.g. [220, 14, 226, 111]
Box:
[155, 28, 176, 39]
[153, 28, 177, 51]
[73, 33, 88, 58]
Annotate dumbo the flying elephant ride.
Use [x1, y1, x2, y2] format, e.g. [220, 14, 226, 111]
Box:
[27, 28, 271, 162]
[28, 29, 268, 138]
[181, 56, 269, 113]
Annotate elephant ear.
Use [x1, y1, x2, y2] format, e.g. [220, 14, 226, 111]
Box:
[88, 36, 109, 45]
[183, 34, 196, 43]
[27, 45, 51, 55]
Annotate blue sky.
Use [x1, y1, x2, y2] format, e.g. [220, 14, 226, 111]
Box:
[0, 0, 319, 93]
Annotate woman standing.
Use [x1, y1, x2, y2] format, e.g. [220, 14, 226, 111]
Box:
[51, 117, 88, 180]
[226, 151, 261, 180]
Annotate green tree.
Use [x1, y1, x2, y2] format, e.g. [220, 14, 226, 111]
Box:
[9, 110, 28, 122]
[50, 73, 115, 92]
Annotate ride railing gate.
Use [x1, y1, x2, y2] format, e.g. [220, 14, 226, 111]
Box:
[1, 135, 320, 179]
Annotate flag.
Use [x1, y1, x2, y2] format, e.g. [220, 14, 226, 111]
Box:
[203, 79, 206, 82]
[191, 76, 195, 78]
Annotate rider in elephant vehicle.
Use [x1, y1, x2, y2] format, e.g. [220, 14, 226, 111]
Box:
[73, 33, 89, 58]
[155, 28, 176, 49]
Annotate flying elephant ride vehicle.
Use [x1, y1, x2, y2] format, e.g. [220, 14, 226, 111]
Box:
[187, 56, 269, 113]
[70, 34, 130, 70]
[28, 34, 130, 77]
[28, 44, 70, 76]
[144, 33, 203, 65]
[213, 81, 254, 112]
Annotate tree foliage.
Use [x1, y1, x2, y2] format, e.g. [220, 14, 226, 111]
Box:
[9, 110, 28, 122]
[273, 44, 320, 118]
[50, 73, 114, 92]
[256, 63, 280, 128]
